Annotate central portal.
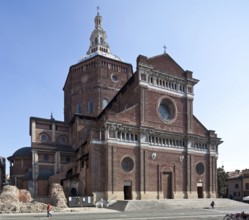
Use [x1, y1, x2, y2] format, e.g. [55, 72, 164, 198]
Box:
[197, 182, 203, 198]
[124, 180, 132, 200]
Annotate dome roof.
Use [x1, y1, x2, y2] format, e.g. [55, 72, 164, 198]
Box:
[11, 147, 32, 158]
[78, 50, 122, 63]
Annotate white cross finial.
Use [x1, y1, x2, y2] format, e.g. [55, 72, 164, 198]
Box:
[163, 45, 167, 54]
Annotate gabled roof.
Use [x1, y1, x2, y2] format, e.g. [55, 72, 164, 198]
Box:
[227, 170, 242, 179]
[147, 53, 185, 77]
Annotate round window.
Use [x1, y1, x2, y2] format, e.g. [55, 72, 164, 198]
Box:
[196, 162, 205, 175]
[43, 154, 49, 161]
[159, 103, 170, 120]
[58, 136, 67, 144]
[40, 134, 48, 142]
[121, 157, 134, 172]
[111, 74, 118, 82]
[158, 98, 176, 122]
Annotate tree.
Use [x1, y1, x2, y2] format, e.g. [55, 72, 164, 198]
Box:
[217, 166, 228, 198]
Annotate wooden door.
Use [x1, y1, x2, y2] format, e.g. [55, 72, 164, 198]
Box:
[162, 172, 172, 199]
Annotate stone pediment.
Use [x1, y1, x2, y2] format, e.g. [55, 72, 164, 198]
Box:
[139, 53, 185, 78]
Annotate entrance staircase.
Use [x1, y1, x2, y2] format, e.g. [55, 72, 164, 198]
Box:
[107, 199, 249, 212]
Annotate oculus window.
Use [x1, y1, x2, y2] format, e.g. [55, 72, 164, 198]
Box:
[111, 74, 118, 82]
[158, 97, 177, 123]
[40, 133, 49, 143]
[58, 135, 67, 144]
[121, 157, 134, 172]
[196, 162, 205, 175]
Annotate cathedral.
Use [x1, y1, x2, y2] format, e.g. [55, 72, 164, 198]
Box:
[8, 12, 222, 201]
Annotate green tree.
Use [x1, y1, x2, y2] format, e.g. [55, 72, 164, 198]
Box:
[217, 166, 228, 198]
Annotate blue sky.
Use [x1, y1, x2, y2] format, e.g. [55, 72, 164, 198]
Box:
[1, 0, 249, 173]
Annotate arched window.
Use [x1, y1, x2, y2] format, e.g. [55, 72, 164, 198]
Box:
[66, 169, 73, 178]
[71, 188, 77, 196]
[95, 37, 98, 45]
[102, 98, 109, 109]
[150, 77, 153, 84]
[162, 138, 165, 145]
[100, 37, 103, 45]
[135, 134, 138, 141]
[131, 134, 134, 141]
[76, 104, 82, 113]
[88, 101, 93, 113]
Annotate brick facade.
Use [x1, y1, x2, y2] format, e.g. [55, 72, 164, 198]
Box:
[7, 12, 222, 201]
[62, 50, 222, 201]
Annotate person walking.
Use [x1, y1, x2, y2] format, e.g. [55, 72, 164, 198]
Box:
[210, 201, 215, 209]
[47, 203, 53, 217]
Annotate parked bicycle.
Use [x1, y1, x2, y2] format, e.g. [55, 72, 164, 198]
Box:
[223, 211, 249, 220]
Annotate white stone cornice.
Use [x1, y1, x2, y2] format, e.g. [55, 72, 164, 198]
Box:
[139, 81, 194, 99]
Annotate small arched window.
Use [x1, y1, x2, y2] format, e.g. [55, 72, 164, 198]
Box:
[100, 37, 103, 45]
[95, 37, 98, 45]
[76, 104, 82, 113]
[66, 169, 73, 178]
[130, 134, 134, 141]
[88, 101, 93, 113]
[102, 98, 109, 109]
[150, 77, 153, 84]
[135, 134, 138, 141]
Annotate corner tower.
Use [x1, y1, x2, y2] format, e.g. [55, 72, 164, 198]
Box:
[63, 12, 133, 122]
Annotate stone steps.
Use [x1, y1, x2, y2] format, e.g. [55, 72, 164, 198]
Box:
[107, 199, 249, 212]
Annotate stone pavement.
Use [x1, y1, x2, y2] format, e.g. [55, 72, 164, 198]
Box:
[1, 198, 249, 217]
[40, 198, 249, 214]
[61, 206, 118, 213]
